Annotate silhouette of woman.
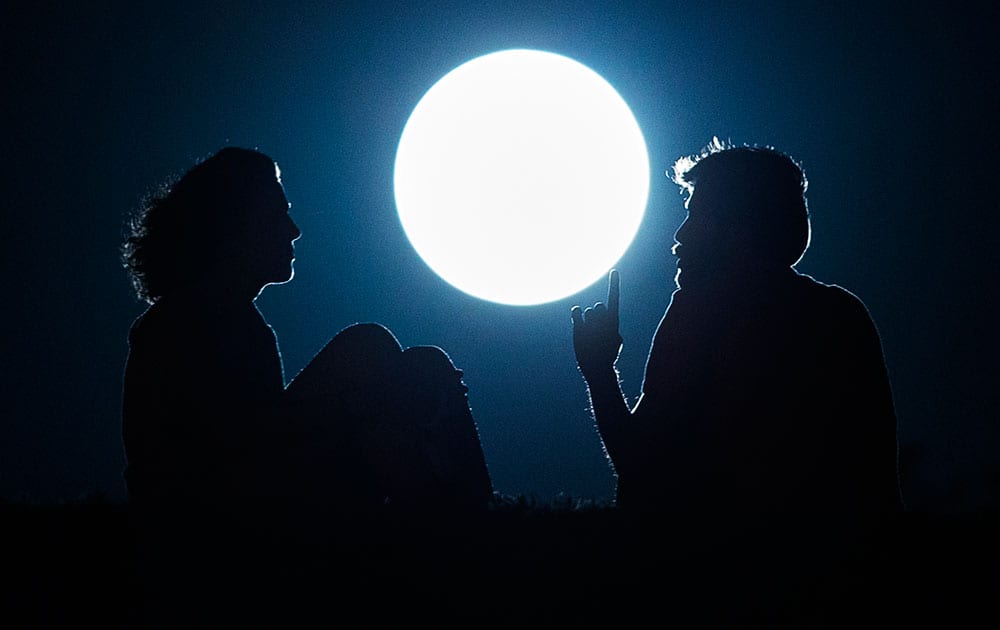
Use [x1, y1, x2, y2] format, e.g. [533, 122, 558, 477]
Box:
[121, 147, 302, 514]
[120, 147, 495, 623]
[122, 147, 494, 518]
[120, 147, 313, 622]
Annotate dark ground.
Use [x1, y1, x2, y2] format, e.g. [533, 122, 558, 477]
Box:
[4, 496, 997, 627]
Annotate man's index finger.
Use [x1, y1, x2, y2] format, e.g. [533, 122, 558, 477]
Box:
[608, 269, 620, 318]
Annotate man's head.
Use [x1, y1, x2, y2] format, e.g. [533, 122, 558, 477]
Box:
[123, 147, 301, 303]
[670, 138, 810, 287]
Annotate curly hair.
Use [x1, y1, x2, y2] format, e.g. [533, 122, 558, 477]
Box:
[122, 147, 279, 303]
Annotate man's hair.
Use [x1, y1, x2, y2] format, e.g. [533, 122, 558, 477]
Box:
[122, 147, 278, 303]
[671, 137, 811, 266]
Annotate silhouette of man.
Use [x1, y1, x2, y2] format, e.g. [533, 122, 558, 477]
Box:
[572, 139, 901, 528]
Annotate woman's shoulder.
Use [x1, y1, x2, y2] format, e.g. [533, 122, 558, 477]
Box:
[128, 291, 212, 347]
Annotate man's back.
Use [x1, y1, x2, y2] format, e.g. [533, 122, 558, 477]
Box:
[623, 269, 899, 522]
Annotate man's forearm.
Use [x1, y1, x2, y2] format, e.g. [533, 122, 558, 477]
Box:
[584, 367, 633, 467]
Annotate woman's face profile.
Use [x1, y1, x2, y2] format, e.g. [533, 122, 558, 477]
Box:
[240, 171, 301, 292]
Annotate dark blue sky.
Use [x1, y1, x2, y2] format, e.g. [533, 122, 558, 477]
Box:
[3, 1, 997, 509]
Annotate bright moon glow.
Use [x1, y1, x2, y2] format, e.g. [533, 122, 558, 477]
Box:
[394, 49, 649, 306]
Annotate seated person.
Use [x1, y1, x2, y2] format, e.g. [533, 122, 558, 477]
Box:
[121, 147, 304, 515]
[122, 147, 493, 522]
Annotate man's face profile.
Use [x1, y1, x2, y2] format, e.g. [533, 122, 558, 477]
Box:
[671, 184, 760, 288]
[672, 187, 722, 286]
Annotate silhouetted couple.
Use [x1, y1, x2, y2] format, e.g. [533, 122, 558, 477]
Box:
[120, 141, 901, 618]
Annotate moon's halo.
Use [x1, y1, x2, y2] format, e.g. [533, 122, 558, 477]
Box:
[394, 49, 649, 306]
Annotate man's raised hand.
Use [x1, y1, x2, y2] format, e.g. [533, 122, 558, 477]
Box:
[571, 270, 623, 382]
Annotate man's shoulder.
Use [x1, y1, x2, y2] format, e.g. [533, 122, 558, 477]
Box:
[791, 272, 881, 339]
[792, 271, 870, 311]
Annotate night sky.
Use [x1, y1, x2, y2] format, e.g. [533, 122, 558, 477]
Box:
[3, 1, 997, 510]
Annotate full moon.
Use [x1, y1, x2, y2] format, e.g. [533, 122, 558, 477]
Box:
[394, 49, 649, 305]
